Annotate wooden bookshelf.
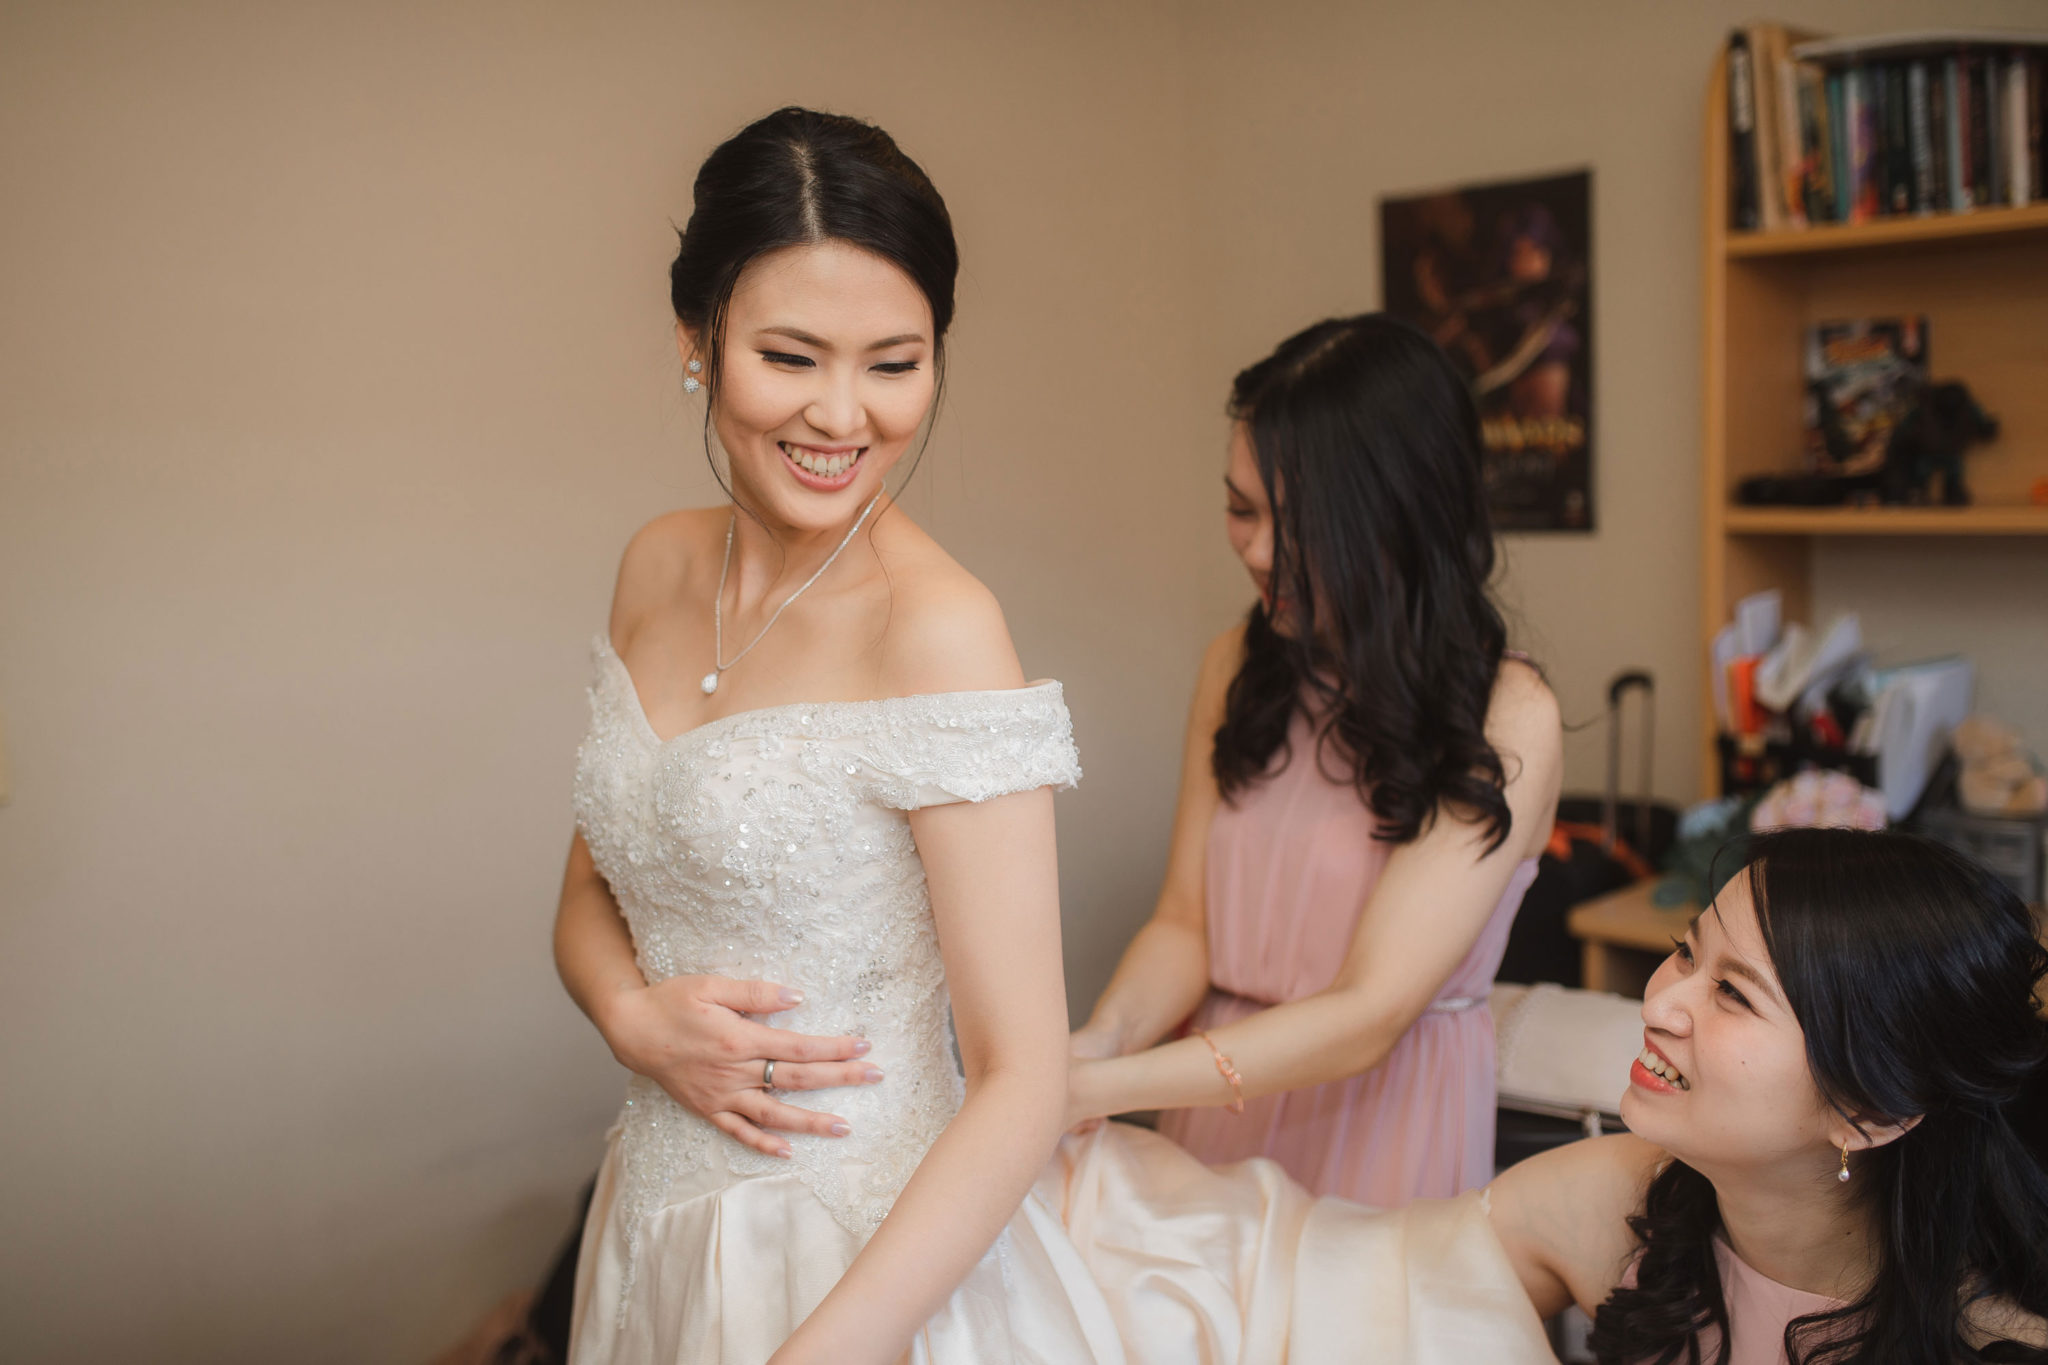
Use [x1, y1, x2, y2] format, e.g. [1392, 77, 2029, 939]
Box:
[1726, 201, 2048, 258]
[1724, 504, 2048, 535]
[1699, 43, 2048, 791]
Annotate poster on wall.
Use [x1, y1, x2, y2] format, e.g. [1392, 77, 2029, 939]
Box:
[1379, 169, 1593, 532]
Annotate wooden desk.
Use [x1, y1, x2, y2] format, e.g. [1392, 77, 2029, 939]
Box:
[1568, 877, 2048, 1005]
[1566, 880, 1692, 997]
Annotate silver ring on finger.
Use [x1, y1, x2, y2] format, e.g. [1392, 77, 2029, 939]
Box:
[761, 1058, 776, 1090]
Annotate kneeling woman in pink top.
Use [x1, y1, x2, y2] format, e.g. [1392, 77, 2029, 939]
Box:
[1489, 827, 2048, 1362]
[1062, 314, 1563, 1207]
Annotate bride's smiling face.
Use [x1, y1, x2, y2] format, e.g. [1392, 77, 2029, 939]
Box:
[684, 239, 937, 534]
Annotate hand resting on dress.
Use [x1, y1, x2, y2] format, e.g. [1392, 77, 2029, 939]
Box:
[592, 973, 884, 1160]
[557, 827, 886, 1160]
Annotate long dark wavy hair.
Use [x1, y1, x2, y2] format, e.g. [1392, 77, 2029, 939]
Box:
[668, 107, 957, 480]
[1212, 314, 1512, 851]
[1589, 828, 2048, 1364]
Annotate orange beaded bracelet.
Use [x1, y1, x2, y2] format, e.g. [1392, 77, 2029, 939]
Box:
[1193, 1028, 1246, 1115]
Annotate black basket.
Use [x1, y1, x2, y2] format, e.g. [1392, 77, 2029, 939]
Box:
[1911, 805, 2046, 905]
[1716, 732, 1879, 799]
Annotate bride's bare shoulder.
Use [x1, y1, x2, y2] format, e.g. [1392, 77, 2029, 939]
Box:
[618, 506, 727, 575]
[870, 511, 1024, 697]
[607, 508, 725, 644]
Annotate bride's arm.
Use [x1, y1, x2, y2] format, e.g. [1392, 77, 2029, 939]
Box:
[769, 577, 1069, 1365]
[775, 789, 1069, 1364]
[1070, 626, 1236, 1058]
[1067, 662, 1561, 1122]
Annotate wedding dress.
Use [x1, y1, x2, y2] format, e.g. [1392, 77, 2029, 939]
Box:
[566, 636, 1553, 1364]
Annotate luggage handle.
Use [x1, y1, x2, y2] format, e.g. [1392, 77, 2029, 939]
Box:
[1602, 671, 1655, 859]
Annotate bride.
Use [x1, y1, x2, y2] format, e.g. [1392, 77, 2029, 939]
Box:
[554, 107, 1552, 1364]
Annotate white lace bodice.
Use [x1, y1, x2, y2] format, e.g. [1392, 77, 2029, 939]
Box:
[572, 636, 1082, 1299]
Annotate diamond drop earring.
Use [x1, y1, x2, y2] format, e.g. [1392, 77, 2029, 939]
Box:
[683, 357, 703, 394]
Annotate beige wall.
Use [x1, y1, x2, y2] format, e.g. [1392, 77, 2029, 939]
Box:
[4, 2, 2044, 1361]
[0, 4, 1215, 1360]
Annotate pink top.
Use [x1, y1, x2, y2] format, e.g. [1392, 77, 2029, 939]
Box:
[1158, 706, 1538, 1209]
[1619, 1240, 1848, 1363]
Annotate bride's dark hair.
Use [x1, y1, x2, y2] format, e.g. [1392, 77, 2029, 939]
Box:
[1212, 314, 1512, 850]
[1589, 828, 2048, 1365]
[668, 107, 957, 465]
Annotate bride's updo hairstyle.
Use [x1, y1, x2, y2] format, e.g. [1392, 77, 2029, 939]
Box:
[1591, 828, 2048, 1365]
[669, 106, 958, 454]
[1213, 314, 1512, 850]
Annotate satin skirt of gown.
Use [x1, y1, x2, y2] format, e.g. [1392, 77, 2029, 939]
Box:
[568, 1120, 1553, 1364]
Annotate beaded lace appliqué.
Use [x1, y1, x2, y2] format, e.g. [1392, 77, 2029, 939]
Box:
[571, 638, 1081, 1312]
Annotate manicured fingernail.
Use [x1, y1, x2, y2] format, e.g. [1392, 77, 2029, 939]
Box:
[828, 1122, 851, 1137]
[775, 1144, 792, 1158]
[862, 1067, 884, 1084]
[778, 988, 804, 1007]
[851, 1039, 872, 1056]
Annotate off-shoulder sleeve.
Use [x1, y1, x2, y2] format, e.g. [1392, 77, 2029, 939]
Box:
[573, 635, 649, 843]
[849, 682, 1083, 810]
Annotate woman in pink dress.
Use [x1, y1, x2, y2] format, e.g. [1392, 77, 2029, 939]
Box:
[1488, 827, 2048, 1361]
[1060, 315, 1562, 1208]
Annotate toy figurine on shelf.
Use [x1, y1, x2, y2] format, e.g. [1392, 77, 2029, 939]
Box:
[1883, 381, 2000, 505]
[1736, 378, 2000, 507]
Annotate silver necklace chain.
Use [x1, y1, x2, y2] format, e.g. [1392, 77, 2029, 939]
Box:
[703, 492, 883, 695]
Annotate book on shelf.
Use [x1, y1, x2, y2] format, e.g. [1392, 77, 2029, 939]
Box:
[1927, 59, 1950, 211]
[2029, 52, 2042, 198]
[1728, 30, 1761, 230]
[1908, 61, 1935, 213]
[1988, 53, 2008, 201]
[1774, 26, 1810, 227]
[1843, 68, 1859, 224]
[1966, 51, 1990, 207]
[1797, 61, 1833, 223]
[1949, 53, 1966, 210]
[2011, 55, 2037, 202]
[1726, 26, 2048, 231]
[1747, 24, 1790, 231]
[1849, 65, 1878, 222]
[1884, 62, 1912, 215]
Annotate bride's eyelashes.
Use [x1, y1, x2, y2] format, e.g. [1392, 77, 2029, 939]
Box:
[756, 349, 921, 375]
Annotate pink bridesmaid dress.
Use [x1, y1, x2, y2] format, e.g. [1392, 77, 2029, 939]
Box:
[1615, 1240, 1848, 1362]
[1704, 1239, 1849, 1361]
[1159, 706, 1540, 1209]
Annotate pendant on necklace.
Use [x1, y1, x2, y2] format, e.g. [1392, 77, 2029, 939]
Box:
[700, 671, 720, 695]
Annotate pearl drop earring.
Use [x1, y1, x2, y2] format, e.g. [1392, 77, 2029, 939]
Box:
[1838, 1143, 1851, 1182]
[684, 358, 703, 394]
